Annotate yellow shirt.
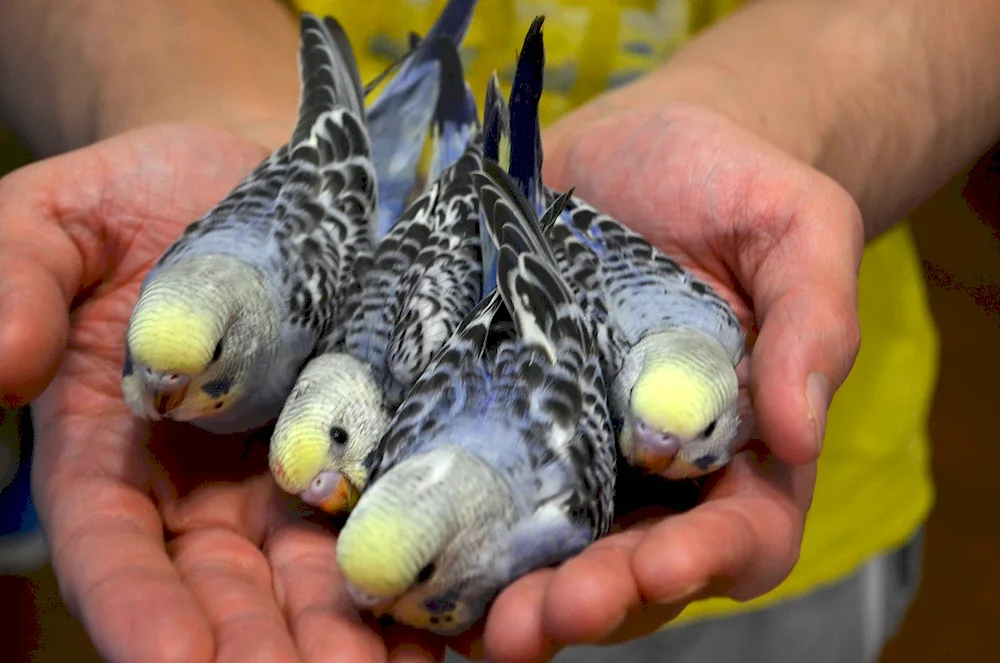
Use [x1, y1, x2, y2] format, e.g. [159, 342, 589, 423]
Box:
[292, 0, 938, 625]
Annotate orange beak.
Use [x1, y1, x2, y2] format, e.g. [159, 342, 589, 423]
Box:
[632, 445, 675, 475]
[317, 475, 360, 514]
[153, 386, 188, 415]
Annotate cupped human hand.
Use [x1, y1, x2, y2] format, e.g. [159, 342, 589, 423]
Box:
[451, 100, 863, 663]
[0, 124, 440, 663]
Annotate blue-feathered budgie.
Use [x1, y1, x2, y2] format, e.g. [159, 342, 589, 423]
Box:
[268, 36, 492, 515]
[335, 153, 616, 635]
[121, 14, 375, 434]
[550, 200, 748, 480]
[366, 0, 480, 237]
[481, 17, 748, 479]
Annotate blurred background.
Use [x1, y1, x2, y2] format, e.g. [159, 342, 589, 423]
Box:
[0, 123, 998, 661]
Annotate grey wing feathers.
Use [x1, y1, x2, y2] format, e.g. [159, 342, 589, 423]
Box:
[475, 160, 559, 271]
[386, 139, 486, 394]
[342, 175, 443, 386]
[295, 14, 366, 145]
[371, 291, 505, 482]
[543, 212, 632, 376]
[276, 16, 377, 338]
[565, 199, 745, 362]
[473, 161, 616, 539]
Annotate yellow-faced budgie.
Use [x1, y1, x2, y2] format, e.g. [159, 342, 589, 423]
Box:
[335, 118, 617, 638]
[268, 35, 491, 514]
[122, 14, 375, 433]
[482, 17, 750, 479]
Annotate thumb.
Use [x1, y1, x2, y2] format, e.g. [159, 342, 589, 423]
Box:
[747, 192, 864, 465]
[0, 158, 97, 405]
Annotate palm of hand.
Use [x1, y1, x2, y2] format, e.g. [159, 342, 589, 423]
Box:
[4, 124, 431, 663]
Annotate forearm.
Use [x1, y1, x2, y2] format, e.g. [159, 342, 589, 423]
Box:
[646, 0, 1000, 238]
[0, 0, 301, 154]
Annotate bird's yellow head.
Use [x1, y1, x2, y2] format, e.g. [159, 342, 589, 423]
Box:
[269, 353, 389, 514]
[269, 414, 363, 515]
[122, 255, 274, 424]
[337, 448, 515, 634]
[622, 331, 740, 478]
[631, 360, 725, 442]
[337, 480, 440, 601]
[127, 299, 223, 378]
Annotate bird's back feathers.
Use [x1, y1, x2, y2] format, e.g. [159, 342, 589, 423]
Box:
[153, 14, 377, 344]
[295, 14, 367, 145]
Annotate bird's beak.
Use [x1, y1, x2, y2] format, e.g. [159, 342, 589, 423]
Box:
[345, 581, 394, 612]
[153, 386, 188, 415]
[631, 420, 680, 475]
[317, 475, 360, 514]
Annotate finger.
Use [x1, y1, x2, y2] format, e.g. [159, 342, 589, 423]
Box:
[266, 522, 388, 663]
[384, 624, 447, 663]
[532, 454, 811, 650]
[36, 472, 214, 663]
[483, 570, 562, 663]
[0, 160, 105, 404]
[30, 384, 215, 663]
[747, 184, 864, 464]
[534, 530, 649, 645]
[172, 529, 303, 663]
[0, 254, 70, 404]
[630, 452, 813, 605]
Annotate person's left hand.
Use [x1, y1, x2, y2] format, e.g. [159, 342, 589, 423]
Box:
[444, 86, 862, 661]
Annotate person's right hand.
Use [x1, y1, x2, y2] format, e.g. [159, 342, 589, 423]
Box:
[1, 124, 440, 663]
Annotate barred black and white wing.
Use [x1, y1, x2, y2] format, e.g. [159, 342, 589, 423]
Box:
[562, 198, 746, 364]
[474, 161, 617, 539]
[385, 137, 486, 399]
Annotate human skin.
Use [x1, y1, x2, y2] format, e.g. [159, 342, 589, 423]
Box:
[1, 1, 998, 662]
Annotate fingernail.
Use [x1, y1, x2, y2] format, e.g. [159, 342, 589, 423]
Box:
[806, 372, 830, 455]
[656, 578, 709, 606]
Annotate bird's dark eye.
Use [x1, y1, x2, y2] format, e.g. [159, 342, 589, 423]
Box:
[416, 563, 436, 584]
[211, 339, 224, 363]
[702, 420, 718, 438]
[329, 426, 349, 446]
[214, 401, 224, 410]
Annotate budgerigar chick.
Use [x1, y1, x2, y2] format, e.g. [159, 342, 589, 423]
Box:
[268, 35, 490, 514]
[122, 14, 375, 434]
[334, 152, 617, 634]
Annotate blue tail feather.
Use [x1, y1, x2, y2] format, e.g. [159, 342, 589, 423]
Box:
[366, 0, 480, 238]
[507, 16, 546, 218]
[426, 36, 480, 182]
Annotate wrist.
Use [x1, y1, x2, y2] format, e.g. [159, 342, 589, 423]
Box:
[23, 0, 303, 153]
[640, 62, 831, 173]
[95, 94, 298, 152]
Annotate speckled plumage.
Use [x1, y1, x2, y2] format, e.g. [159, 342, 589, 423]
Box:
[345, 131, 487, 408]
[122, 14, 376, 433]
[268, 33, 487, 510]
[555, 199, 745, 371]
[476, 16, 746, 477]
[339, 159, 616, 635]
